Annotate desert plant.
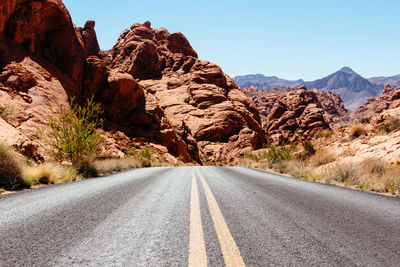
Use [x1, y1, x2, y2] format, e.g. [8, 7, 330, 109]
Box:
[39, 96, 103, 167]
[77, 160, 99, 178]
[326, 163, 359, 183]
[381, 167, 400, 195]
[360, 157, 388, 176]
[308, 149, 336, 167]
[314, 129, 332, 139]
[375, 117, 400, 135]
[23, 162, 77, 186]
[359, 117, 371, 124]
[0, 104, 14, 121]
[303, 141, 316, 156]
[0, 141, 28, 190]
[350, 123, 367, 138]
[133, 146, 152, 167]
[266, 145, 292, 163]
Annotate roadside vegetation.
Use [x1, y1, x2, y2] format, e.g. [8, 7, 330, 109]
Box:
[240, 140, 400, 197]
[0, 98, 176, 194]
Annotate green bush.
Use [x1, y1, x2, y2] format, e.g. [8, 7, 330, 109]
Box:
[0, 141, 28, 190]
[39, 96, 103, 167]
[314, 129, 332, 139]
[266, 145, 292, 164]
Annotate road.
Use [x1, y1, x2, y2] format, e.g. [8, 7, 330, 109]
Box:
[0, 166, 399, 266]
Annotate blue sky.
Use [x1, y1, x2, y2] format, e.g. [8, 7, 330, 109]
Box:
[63, 0, 400, 80]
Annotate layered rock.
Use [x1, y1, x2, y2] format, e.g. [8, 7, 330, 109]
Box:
[243, 86, 351, 128]
[354, 84, 400, 119]
[264, 87, 330, 144]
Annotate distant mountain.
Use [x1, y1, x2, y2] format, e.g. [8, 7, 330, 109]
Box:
[368, 74, 400, 89]
[234, 74, 304, 90]
[234, 67, 400, 112]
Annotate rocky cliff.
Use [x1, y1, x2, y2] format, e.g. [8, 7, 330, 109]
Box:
[0, 0, 264, 165]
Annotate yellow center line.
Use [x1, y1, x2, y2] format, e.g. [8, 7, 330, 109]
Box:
[197, 168, 246, 267]
[188, 171, 208, 267]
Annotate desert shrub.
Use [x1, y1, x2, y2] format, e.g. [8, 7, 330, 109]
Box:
[286, 160, 312, 179]
[0, 141, 28, 190]
[266, 145, 292, 163]
[308, 149, 336, 167]
[0, 104, 14, 121]
[359, 117, 371, 124]
[375, 117, 400, 135]
[381, 167, 400, 195]
[39, 96, 103, 167]
[326, 163, 360, 183]
[94, 157, 140, 174]
[133, 146, 152, 167]
[350, 123, 367, 138]
[314, 129, 332, 139]
[77, 160, 99, 178]
[360, 157, 388, 176]
[23, 163, 77, 186]
[303, 141, 316, 156]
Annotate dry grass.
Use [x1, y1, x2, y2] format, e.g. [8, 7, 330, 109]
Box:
[94, 157, 141, 175]
[308, 149, 336, 167]
[360, 157, 388, 176]
[23, 163, 77, 186]
[375, 116, 400, 135]
[0, 141, 27, 190]
[350, 123, 367, 138]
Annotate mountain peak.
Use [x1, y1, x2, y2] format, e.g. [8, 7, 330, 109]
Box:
[339, 66, 355, 73]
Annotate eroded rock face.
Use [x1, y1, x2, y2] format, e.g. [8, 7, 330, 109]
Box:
[354, 84, 400, 119]
[264, 88, 330, 144]
[243, 86, 351, 128]
[1, 0, 86, 86]
[105, 23, 264, 164]
[0, 1, 264, 165]
[78, 20, 100, 56]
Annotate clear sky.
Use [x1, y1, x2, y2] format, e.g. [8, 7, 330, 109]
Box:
[63, 0, 400, 81]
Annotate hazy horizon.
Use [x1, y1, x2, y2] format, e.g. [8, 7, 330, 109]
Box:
[63, 0, 400, 81]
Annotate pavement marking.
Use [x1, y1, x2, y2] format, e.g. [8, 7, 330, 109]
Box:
[188, 171, 208, 267]
[198, 169, 246, 267]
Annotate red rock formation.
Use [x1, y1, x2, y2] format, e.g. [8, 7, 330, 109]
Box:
[354, 84, 400, 119]
[78, 21, 100, 56]
[243, 86, 351, 128]
[0, 1, 264, 165]
[264, 88, 330, 144]
[0, 0, 86, 88]
[103, 22, 264, 164]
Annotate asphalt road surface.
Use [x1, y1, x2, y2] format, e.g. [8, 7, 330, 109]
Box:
[1, 167, 399, 266]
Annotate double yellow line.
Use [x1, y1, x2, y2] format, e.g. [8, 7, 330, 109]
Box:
[189, 168, 246, 267]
